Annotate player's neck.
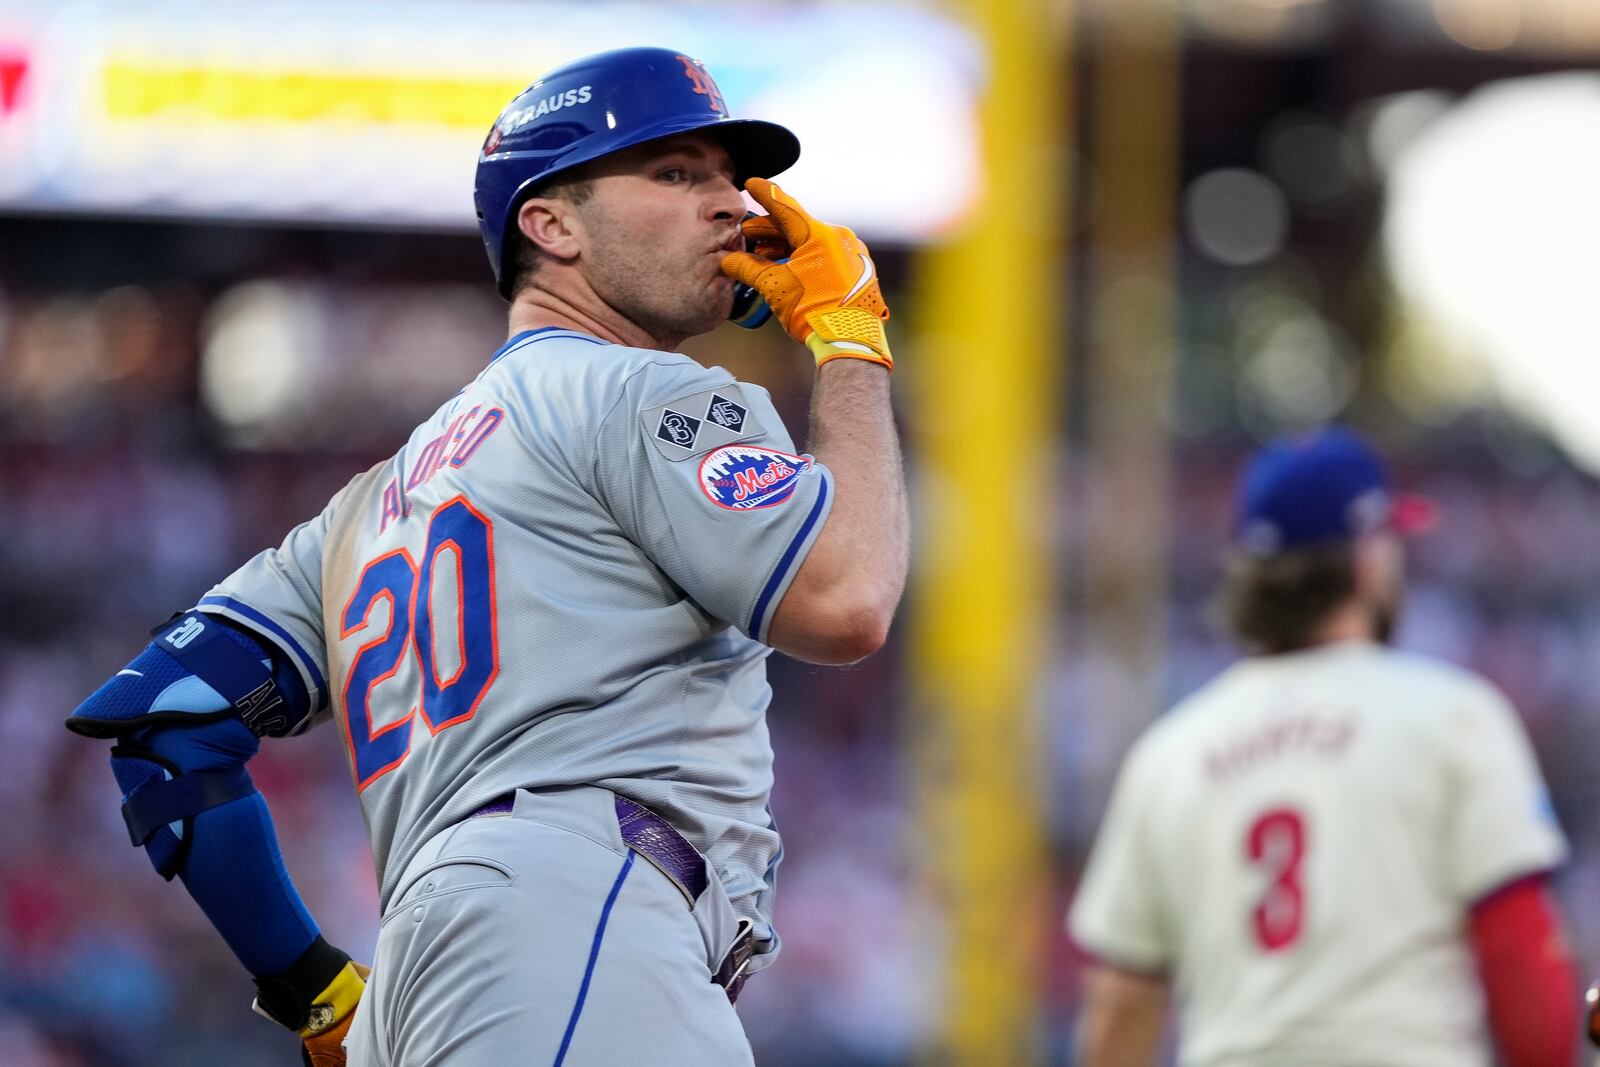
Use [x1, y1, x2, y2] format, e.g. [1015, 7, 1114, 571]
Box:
[1308, 600, 1377, 647]
[507, 284, 681, 352]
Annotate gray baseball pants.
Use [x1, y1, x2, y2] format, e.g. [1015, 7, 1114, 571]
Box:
[344, 786, 756, 1066]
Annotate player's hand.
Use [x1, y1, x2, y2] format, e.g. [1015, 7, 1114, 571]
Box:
[1586, 980, 1600, 1049]
[720, 178, 893, 371]
[298, 960, 370, 1067]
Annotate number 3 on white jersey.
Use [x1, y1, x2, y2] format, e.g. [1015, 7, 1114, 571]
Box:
[1246, 807, 1307, 952]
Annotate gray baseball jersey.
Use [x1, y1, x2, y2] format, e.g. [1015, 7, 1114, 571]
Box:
[195, 327, 833, 973]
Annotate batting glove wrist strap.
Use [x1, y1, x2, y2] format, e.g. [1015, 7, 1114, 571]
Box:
[720, 178, 893, 371]
[252, 936, 359, 1033]
[805, 310, 894, 370]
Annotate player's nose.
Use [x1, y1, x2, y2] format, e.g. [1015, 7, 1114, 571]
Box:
[704, 172, 745, 223]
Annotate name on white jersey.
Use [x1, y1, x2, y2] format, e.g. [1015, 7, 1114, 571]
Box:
[1204, 712, 1357, 783]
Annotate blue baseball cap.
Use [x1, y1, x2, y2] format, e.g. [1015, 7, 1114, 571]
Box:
[1233, 426, 1436, 557]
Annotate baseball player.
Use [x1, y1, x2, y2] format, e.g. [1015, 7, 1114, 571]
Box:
[1068, 426, 1579, 1066]
[65, 46, 907, 1065]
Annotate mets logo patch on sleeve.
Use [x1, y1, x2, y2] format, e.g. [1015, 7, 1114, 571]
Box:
[698, 445, 812, 510]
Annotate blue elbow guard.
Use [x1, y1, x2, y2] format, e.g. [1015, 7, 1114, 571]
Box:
[67, 610, 309, 740]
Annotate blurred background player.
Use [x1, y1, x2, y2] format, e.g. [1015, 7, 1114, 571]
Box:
[1068, 425, 1579, 1067]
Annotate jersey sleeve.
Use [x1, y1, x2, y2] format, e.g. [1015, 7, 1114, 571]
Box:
[1068, 738, 1173, 973]
[196, 505, 334, 731]
[1440, 680, 1568, 904]
[592, 358, 834, 644]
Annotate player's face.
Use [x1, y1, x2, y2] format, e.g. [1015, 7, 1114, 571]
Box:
[574, 134, 747, 344]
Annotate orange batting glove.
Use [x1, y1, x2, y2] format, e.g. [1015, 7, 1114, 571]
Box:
[720, 178, 893, 371]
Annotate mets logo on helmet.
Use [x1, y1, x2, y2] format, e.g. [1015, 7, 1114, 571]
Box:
[675, 55, 727, 115]
[698, 445, 811, 510]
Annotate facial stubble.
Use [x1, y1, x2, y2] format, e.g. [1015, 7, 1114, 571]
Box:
[581, 202, 732, 345]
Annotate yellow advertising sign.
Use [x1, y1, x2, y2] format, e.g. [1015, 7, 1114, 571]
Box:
[102, 59, 526, 129]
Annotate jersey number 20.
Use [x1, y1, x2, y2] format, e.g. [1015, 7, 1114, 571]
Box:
[341, 496, 499, 790]
[1246, 807, 1307, 952]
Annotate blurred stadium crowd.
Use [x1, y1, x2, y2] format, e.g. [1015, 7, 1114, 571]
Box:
[6, 265, 1600, 1065]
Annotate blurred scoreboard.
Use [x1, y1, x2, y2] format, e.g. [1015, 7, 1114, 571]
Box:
[0, 0, 981, 241]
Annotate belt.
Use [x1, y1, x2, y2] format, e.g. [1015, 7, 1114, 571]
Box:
[469, 792, 756, 1003]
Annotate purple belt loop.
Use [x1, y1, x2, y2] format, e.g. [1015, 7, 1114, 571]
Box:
[712, 918, 755, 1004]
[614, 795, 709, 905]
[468, 794, 516, 819]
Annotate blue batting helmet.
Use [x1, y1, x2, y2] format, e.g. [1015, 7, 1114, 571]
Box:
[474, 47, 801, 299]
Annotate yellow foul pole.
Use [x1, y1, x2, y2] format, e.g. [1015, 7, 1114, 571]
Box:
[911, 0, 1067, 1061]
[1083, 2, 1180, 760]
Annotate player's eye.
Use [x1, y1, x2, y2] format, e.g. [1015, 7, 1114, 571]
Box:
[658, 167, 687, 184]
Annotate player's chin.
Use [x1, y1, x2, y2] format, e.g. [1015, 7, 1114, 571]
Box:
[703, 258, 735, 294]
[692, 277, 736, 329]
[659, 296, 730, 341]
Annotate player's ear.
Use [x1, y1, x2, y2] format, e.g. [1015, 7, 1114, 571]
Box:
[517, 196, 583, 262]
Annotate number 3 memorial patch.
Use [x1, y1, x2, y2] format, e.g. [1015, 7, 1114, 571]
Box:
[698, 445, 812, 510]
